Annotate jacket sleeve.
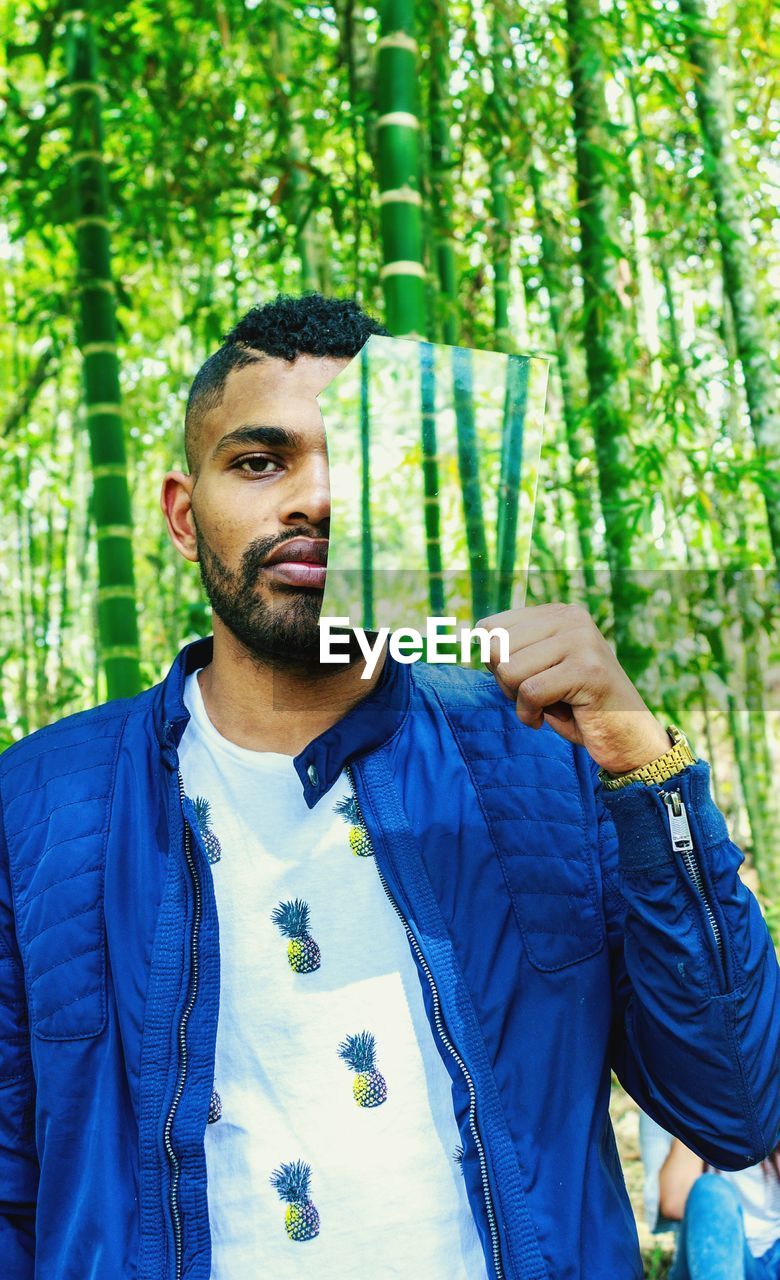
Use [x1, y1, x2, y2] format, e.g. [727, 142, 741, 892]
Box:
[589, 752, 780, 1171]
[0, 807, 38, 1278]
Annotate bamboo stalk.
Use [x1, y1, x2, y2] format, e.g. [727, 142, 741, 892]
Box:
[528, 157, 599, 615]
[428, 0, 458, 344]
[419, 342, 445, 613]
[65, 8, 141, 699]
[53, 429, 79, 707]
[488, 3, 513, 353]
[2, 340, 58, 437]
[679, 0, 780, 577]
[565, 0, 650, 685]
[495, 355, 527, 611]
[13, 458, 30, 735]
[720, 302, 779, 905]
[268, 4, 320, 292]
[35, 491, 55, 719]
[359, 345, 375, 628]
[694, 665, 722, 812]
[376, 0, 427, 337]
[452, 346, 490, 618]
[334, 1, 377, 297]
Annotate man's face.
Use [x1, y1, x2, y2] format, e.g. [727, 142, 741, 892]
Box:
[185, 354, 350, 665]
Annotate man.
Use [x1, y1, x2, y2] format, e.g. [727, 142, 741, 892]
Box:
[0, 293, 777, 1280]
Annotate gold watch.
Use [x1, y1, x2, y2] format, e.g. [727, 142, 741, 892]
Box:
[597, 725, 696, 790]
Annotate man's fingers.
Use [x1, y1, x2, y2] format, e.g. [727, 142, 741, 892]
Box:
[512, 660, 571, 727]
[541, 701, 574, 723]
[489, 634, 570, 690]
[476, 603, 595, 669]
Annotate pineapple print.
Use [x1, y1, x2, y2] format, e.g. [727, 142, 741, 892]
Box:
[269, 1160, 320, 1241]
[337, 1031, 388, 1107]
[271, 899, 321, 973]
[453, 1144, 465, 1174]
[334, 794, 372, 857]
[193, 796, 222, 864]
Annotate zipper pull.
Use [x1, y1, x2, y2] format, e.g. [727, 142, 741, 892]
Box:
[662, 789, 725, 968]
[664, 790, 693, 851]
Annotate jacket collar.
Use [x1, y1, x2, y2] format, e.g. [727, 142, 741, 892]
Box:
[154, 635, 410, 808]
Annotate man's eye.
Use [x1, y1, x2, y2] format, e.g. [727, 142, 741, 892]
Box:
[236, 456, 281, 475]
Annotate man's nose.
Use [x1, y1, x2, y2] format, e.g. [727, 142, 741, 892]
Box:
[281, 451, 330, 528]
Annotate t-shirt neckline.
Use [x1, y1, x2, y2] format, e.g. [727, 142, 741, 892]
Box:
[183, 668, 299, 775]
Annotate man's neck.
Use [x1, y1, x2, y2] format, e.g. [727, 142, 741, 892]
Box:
[195, 621, 386, 756]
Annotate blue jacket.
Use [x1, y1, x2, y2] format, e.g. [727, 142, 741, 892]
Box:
[0, 637, 777, 1279]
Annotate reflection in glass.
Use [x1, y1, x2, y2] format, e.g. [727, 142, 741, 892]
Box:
[319, 335, 549, 648]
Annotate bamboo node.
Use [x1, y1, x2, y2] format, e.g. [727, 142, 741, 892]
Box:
[98, 586, 137, 602]
[101, 645, 141, 661]
[379, 186, 422, 206]
[91, 463, 129, 478]
[95, 524, 134, 541]
[70, 150, 105, 165]
[376, 111, 419, 130]
[377, 31, 418, 53]
[74, 216, 112, 231]
[77, 279, 116, 296]
[379, 261, 426, 280]
[61, 80, 108, 100]
[82, 342, 119, 357]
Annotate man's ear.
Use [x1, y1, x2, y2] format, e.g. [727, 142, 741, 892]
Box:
[160, 471, 198, 562]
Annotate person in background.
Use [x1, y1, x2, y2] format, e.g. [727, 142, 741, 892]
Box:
[639, 1111, 780, 1279]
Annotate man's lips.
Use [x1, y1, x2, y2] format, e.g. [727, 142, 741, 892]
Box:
[262, 539, 328, 588]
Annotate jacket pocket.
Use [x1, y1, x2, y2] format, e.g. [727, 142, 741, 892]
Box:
[468, 737, 605, 971]
[501, 852, 605, 971]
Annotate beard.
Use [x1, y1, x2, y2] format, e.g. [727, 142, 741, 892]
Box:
[195, 523, 326, 667]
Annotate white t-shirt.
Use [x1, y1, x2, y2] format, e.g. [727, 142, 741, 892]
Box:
[719, 1164, 780, 1258]
[178, 670, 488, 1279]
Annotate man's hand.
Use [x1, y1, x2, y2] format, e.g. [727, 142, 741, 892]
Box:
[476, 602, 672, 776]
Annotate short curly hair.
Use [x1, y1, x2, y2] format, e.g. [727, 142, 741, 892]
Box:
[184, 293, 387, 471]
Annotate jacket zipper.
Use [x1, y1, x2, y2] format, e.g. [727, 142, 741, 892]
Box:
[163, 771, 203, 1280]
[346, 767, 505, 1280]
[662, 789, 724, 965]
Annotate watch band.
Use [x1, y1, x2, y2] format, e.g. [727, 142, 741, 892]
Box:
[597, 724, 696, 790]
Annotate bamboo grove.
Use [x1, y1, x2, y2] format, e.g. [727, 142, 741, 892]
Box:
[2, 0, 779, 926]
